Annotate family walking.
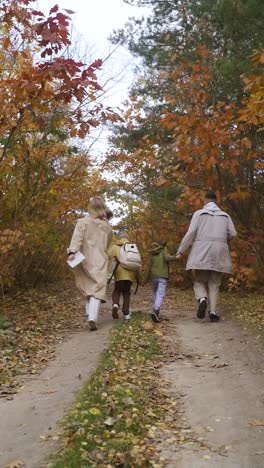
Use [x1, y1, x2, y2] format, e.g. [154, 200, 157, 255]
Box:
[68, 192, 236, 330]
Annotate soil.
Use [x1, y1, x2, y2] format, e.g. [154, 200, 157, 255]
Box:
[1, 288, 264, 468]
[160, 302, 264, 468]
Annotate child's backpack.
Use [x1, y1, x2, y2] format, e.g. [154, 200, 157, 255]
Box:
[118, 243, 142, 271]
[108, 243, 142, 285]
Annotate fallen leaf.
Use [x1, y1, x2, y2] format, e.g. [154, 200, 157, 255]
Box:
[5, 460, 25, 468]
[89, 407, 101, 416]
[143, 321, 153, 330]
[211, 362, 229, 368]
[122, 397, 135, 405]
[249, 419, 264, 427]
[104, 417, 116, 426]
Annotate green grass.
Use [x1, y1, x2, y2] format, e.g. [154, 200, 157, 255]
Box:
[51, 313, 163, 468]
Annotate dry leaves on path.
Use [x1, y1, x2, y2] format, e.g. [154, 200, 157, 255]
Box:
[0, 281, 83, 396]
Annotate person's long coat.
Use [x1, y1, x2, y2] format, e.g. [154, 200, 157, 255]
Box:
[68, 215, 112, 301]
[177, 207, 237, 274]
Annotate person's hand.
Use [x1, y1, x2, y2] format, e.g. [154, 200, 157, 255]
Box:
[68, 253, 75, 261]
[175, 253, 182, 260]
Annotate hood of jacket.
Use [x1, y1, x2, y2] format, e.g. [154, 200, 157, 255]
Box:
[115, 238, 130, 246]
[150, 242, 164, 255]
[204, 202, 221, 212]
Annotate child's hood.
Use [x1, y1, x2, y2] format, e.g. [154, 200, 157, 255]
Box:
[115, 238, 130, 246]
[150, 242, 164, 255]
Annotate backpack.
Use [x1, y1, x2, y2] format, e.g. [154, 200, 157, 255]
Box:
[118, 243, 142, 271]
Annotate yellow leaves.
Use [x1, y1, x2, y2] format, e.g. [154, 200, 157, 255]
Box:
[89, 407, 101, 416]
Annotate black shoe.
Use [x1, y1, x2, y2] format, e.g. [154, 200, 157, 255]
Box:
[197, 299, 207, 319]
[151, 310, 160, 323]
[112, 304, 119, 319]
[209, 312, 220, 322]
[88, 320, 98, 331]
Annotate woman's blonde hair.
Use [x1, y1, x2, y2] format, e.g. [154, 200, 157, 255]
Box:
[88, 196, 113, 220]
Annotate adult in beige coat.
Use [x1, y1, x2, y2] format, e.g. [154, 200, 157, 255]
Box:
[68, 197, 112, 331]
[176, 192, 237, 321]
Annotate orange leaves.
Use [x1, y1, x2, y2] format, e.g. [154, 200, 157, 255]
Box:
[238, 49, 264, 128]
[0, 1, 117, 292]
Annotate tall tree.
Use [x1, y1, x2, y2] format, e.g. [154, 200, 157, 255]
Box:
[0, 0, 117, 292]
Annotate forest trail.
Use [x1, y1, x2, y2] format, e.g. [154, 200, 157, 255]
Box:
[0, 307, 113, 468]
[1, 288, 264, 468]
[160, 294, 264, 467]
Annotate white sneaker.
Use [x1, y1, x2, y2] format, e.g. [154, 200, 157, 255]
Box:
[124, 314, 131, 321]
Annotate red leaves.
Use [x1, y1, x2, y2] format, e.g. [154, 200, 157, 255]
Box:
[49, 5, 59, 15]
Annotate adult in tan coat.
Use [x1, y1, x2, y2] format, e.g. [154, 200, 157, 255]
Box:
[176, 192, 237, 321]
[68, 197, 112, 331]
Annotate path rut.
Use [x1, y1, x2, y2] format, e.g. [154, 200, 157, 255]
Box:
[0, 309, 112, 468]
[161, 305, 264, 467]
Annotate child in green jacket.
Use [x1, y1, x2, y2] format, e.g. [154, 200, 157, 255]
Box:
[144, 240, 176, 323]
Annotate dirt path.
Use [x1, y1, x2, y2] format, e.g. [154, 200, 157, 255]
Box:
[161, 301, 264, 467]
[0, 308, 113, 468]
[1, 287, 264, 468]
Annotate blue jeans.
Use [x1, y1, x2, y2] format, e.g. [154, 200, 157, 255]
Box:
[152, 278, 168, 311]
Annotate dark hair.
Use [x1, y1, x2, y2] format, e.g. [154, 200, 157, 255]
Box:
[205, 192, 217, 202]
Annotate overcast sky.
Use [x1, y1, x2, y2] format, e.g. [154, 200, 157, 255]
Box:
[37, 0, 147, 108]
[37, 0, 148, 158]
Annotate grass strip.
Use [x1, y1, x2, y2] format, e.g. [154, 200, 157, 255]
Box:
[221, 293, 264, 339]
[51, 313, 165, 468]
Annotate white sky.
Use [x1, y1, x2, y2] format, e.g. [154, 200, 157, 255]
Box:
[36, 0, 148, 212]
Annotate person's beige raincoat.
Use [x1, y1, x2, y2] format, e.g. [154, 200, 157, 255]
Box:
[68, 216, 112, 300]
[177, 203, 237, 274]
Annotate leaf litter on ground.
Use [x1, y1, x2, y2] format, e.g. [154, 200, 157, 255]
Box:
[0, 281, 83, 396]
[50, 311, 201, 467]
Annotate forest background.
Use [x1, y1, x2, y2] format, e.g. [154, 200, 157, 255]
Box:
[0, 0, 263, 300]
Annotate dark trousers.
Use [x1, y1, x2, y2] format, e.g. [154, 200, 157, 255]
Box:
[112, 280, 132, 315]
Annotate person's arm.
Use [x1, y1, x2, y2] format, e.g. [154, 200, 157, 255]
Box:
[107, 244, 118, 258]
[142, 259, 151, 285]
[227, 216, 237, 240]
[164, 250, 176, 262]
[67, 220, 84, 259]
[107, 229, 113, 248]
[177, 212, 200, 256]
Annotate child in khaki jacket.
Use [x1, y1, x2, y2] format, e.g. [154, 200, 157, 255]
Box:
[108, 235, 140, 321]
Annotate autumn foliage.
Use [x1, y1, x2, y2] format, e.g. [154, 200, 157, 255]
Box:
[105, 47, 264, 289]
[0, 0, 117, 294]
